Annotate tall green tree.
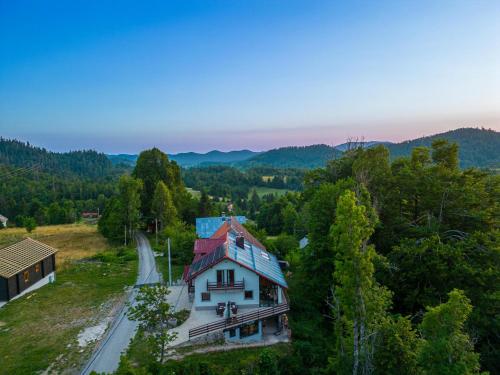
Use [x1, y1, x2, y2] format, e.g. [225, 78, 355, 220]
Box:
[151, 181, 177, 230]
[282, 203, 299, 236]
[127, 285, 177, 364]
[418, 289, 486, 375]
[132, 148, 182, 218]
[329, 190, 391, 375]
[198, 190, 212, 217]
[117, 175, 142, 244]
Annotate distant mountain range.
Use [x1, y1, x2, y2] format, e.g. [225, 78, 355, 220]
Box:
[107, 149, 261, 168]
[105, 127, 499, 169]
[170, 150, 260, 167]
[333, 141, 393, 152]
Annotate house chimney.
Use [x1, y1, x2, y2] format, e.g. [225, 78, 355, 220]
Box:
[236, 234, 245, 249]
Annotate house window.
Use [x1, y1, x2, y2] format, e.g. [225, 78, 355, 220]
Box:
[23, 271, 30, 283]
[201, 292, 211, 301]
[244, 290, 253, 299]
[240, 321, 259, 338]
[229, 328, 236, 338]
[35, 264, 41, 273]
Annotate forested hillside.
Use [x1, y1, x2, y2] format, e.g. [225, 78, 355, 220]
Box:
[0, 138, 123, 178]
[108, 150, 261, 168]
[0, 138, 126, 227]
[170, 149, 260, 167]
[241, 144, 343, 168]
[239, 127, 499, 169]
[386, 127, 499, 168]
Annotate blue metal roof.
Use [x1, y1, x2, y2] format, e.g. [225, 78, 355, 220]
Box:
[226, 232, 288, 289]
[196, 216, 247, 238]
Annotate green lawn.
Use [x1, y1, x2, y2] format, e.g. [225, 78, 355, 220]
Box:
[0, 247, 137, 375]
[249, 186, 291, 198]
[156, 256, 185, 283]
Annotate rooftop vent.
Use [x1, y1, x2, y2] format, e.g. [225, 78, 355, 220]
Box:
[260, 251, 270, 260]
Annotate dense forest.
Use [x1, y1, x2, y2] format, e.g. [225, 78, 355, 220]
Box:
[240, 127, 499, 169]
[386, 127, 500, 169]
[0, 138, 127, 226]
[2, 135, 499, 374]
[240, 144, 343, 169]
[182, 166, 304, 200]
[97, 139, 499, 375]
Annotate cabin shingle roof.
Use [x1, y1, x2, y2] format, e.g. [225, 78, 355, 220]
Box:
[0, 238, 58, 278]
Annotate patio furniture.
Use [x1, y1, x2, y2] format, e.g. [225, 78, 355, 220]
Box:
[230, 302, 238, 315]
[216, 302, 226, 316]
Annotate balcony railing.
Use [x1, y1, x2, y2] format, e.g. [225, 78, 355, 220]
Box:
[207, 279, 245, 291]
[189, 301, 289, 339]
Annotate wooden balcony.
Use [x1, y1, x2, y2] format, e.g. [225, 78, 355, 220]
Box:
[207, 279, 245, 291]
[189, 301, 289, 339]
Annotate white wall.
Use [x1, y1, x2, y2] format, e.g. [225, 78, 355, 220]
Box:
[194, 259, 260, 309]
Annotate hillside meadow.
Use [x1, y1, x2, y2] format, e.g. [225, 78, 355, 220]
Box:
[0, 224, 138, 374]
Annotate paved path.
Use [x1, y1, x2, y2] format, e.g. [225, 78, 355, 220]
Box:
[81, 233, 161, 375]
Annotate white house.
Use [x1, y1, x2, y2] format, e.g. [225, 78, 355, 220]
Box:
[185, 216, 289, 343]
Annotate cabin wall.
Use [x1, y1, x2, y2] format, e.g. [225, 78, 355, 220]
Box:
[17, 262, 44, 294]
[7, 276, 17, 300]
[0, 277, 7, 301]
[42, 255, 55, 276]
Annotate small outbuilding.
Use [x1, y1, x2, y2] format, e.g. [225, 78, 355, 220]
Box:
[0, 238, 58, 302]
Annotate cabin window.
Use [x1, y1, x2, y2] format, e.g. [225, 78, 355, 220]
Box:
[244, 290, 253, 299]
[23, 271, 29, 283]
[201, 292, 211, 301]
[35, 264, 41, 273]
[240, 321, 259, 338]
[229, 328, 236, 337]
[216, 269, 235, 285]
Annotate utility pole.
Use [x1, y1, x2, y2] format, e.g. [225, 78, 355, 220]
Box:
[167, 237, 172, 286]
[155, 218, 158, 246]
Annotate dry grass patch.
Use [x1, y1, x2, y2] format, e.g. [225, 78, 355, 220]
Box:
[0, 224, 109, 269]
[0, 247, 138, 375]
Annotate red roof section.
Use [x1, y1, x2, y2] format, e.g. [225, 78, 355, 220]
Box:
[209, 217, 265, 249]
[194, 237, 227, 254]
[210, 221, 231, 240]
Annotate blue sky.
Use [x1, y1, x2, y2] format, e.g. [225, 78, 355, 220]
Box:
[1, 0, 499, 153]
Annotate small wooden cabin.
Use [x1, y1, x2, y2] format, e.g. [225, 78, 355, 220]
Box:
[0, 238, 58, 301]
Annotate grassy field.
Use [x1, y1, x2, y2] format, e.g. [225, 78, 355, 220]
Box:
[249, 186, 291, 198]
[0, 224, 109, 269]
[186, 187, 201, 198]
[0, 225, 138, 375]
